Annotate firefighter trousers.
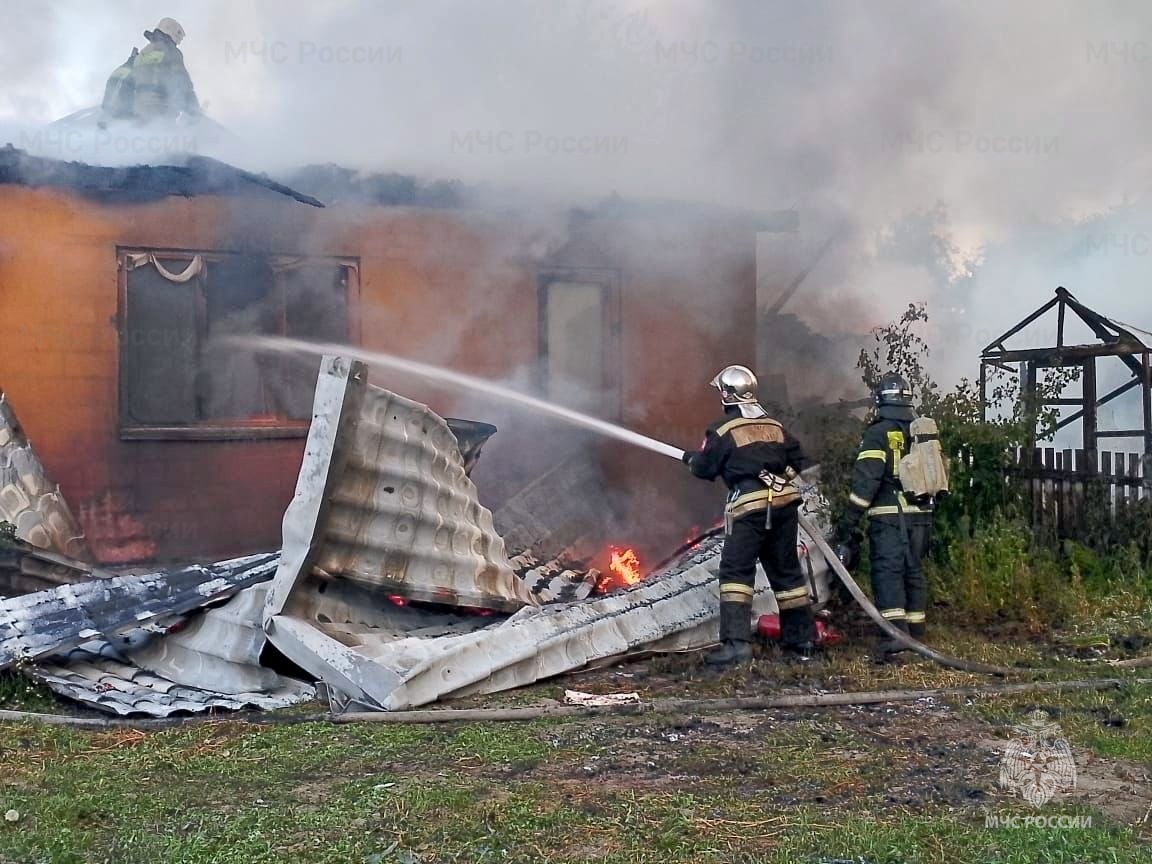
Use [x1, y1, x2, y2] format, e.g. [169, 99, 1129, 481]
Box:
[717, 502, 814, 646]
[868, 513, 932, 634]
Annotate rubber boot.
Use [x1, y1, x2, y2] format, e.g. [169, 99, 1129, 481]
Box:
[705, 601, 754, 667]
[874, 619, 911, 664]
[908, 622, 926, 641]
[780, 606, 818, 662]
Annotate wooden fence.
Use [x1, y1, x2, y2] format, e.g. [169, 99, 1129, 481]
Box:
[1010, 447, 1150, 546]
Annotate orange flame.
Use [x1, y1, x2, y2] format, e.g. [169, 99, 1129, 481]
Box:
[611, 547, 642, 584]
[596, 546, 643, 593]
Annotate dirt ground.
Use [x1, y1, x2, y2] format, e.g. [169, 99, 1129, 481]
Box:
[448, 644, 1152, 836]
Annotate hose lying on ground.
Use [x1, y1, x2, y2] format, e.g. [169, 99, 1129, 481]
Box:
[796, 512, 1017, 677]
[0, 678, 1142, 728]
[661, 448, 1020, 677]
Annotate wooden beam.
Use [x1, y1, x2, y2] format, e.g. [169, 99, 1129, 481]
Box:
[1096, 430, 1147, 438]
[1054, 376, 1142, 432]
[981, 293, 1060, 354]
[1143, 352, 1152, 492]
[986, 341, 1147, 364]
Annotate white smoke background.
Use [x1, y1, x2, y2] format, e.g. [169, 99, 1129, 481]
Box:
[4, 0, 1152, 411]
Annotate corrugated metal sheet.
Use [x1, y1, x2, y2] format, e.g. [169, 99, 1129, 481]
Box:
[493, 454, 602, 604]
[0, 540, 101, 598]
[270, 498, 832, 711]
[264, 355, 534, 620]
[30, 584, 314, 717]
[32, 644, 313, 717]
[1, 552, 279, 670]
[0, 392, 91, 561]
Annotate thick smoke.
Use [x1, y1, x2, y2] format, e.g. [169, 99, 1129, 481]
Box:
[4, 0, 1152, 423]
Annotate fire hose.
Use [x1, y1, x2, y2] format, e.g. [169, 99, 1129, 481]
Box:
[662, 443, 1017, 676]
[795, 512, 1015, 677]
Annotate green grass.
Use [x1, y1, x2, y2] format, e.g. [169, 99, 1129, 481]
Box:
[0, 700, 1148, 864]
[0, 672, 57, 714]
[2, 580, 1151, 862]
[967, 681, 1152, 764]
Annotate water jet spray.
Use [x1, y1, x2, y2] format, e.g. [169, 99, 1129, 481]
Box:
[242, 336, 687, 461]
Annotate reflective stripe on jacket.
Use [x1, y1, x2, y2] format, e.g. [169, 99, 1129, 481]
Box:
[846, 407, 932, 518]
[688, 409, 810, 517]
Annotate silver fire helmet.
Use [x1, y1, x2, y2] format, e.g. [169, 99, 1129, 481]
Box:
[148, 17, 186, 45]
[710, 365, 759, 406]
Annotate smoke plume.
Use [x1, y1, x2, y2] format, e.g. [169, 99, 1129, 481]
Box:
[4, 0, 1152, 409]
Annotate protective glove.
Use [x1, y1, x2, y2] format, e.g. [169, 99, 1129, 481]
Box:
[833, 541, 859, 572]
[831, 521, 862, 572]
[681, 450, 699, 466]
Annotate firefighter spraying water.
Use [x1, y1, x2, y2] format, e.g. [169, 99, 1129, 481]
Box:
[680, 365, 818, 665]
[244, 337, 1001, 674]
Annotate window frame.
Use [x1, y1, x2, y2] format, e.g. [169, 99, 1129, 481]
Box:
[117, 246, 361, 441]
[537, 267, 622, 422]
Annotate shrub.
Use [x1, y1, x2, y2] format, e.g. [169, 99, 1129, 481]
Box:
[930, 516, 1086, 629]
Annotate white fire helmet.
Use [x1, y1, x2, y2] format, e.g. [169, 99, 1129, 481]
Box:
[152, 17, 186, 45]
[710, 365, 759, 406]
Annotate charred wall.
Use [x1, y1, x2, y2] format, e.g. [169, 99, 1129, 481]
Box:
[0, 183, 766, 565]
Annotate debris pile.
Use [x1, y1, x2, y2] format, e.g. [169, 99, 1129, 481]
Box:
[0, 356, 831, 716]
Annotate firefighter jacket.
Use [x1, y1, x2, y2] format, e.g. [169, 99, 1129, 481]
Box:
[687, 409, 811, 520]
[131, 34, 201, 118]
[101, 49, 139, 118]
[843, 405, 934, 527]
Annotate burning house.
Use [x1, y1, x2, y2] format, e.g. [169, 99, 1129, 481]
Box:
[0, 142, 848, 715]
[1, 354, 834, 715]
[0, 145, 798, 573]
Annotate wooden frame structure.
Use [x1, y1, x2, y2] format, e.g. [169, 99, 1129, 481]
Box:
[980, 287, 1152, 492]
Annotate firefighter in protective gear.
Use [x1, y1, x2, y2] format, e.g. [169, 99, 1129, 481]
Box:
[682, 365, 817, 666]
[836, 372, 934, 661]
[103, 18, 201, 122]
[101, 48, 140, 119]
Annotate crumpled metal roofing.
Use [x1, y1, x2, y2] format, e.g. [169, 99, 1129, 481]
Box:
[276, 518, 827, 711]
[1, 552, 279, 670]
[268, 479, 832, 712]
[265, 355, 535, 616]
[31, 584, 314, 717]
[0, 391, 91, 563]
[32, 642, 313, 717]
[494, 454, 602, 604]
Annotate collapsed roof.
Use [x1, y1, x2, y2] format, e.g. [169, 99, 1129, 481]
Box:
[0, 145, 323, 207]
[0, 357, 832, 716]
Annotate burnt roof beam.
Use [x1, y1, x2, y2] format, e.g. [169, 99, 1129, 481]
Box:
[981, 294, 1061, 355]
[983, 341, 1148, 364]
[1058, 286, 1147, 375]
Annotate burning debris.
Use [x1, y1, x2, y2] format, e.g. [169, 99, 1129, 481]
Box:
[597, 546, 643, 593]
[258, 355, 833, 711]
[0, 355, 834, 716]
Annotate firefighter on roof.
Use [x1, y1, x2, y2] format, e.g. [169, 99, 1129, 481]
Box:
[835, 372, 939, 662]
[102, 18, 201, 122]
[682, 365, 817, 666]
